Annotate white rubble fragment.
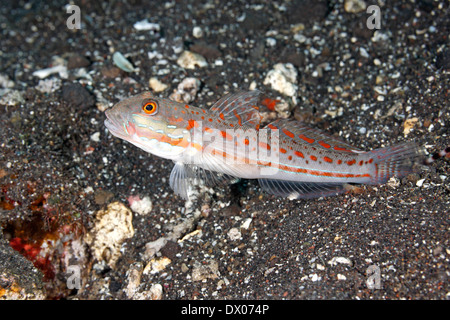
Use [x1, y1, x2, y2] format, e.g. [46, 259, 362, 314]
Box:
[263, 63, 298, 97]
[143, 257, 172, 275]
[387, 176, 400, 189]
[90, 132, 100, 142]
[124, 263, 143, 298]
[227, 227, 242, 241]
[169, 77, 201, 103]
[128, 195, 153, 215]
[328, 256, 353, 267]
[273, 98, 292, 118]
[0, 90, 25, 106]
[84, 202, 135, 268]
[32, 65, 68, 79]
[240, 218, 252, 230]
[192, 26, 204, 38]
[309, 273, 321, 282]
[146, 283, 163, 300]
[344, 0, 367, 13]
[192, 260, 220, 281]
[176, 50, 208, 69]
[133, 19, 160, 32]
[0, 74, 14, 88]
[144, 216, 197, 260]
[35, 78, 61, 93]
[337, 274, 347, 280]
[148, 77, 168, 92]
[416, 178, 426, 187]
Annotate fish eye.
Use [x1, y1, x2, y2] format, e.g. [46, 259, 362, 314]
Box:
[142, 100, 158, 115]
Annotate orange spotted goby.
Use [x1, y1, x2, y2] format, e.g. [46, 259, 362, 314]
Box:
[104, 90, 424, 200]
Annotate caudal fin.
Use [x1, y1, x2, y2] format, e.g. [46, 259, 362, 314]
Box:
[369, 142, 423, 185]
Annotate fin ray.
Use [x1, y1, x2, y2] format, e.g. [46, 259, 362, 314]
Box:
[258, 178, 349, 199]
[369, 142, 423, 184]
[210, 90, 262, 128]
[266, 119, 362, 152]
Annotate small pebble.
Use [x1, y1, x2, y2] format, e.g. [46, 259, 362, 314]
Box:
[176, 50, 208, 69]
[148, 77, 168, 92]
[263, 63, 298, 97]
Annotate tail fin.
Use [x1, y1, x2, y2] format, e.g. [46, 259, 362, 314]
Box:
[369, 142, 423, 185]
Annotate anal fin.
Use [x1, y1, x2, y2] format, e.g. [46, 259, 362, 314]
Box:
[258, 178, 350, 199]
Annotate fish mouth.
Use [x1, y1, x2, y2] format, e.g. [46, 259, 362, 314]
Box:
[104, 108, 129, 139]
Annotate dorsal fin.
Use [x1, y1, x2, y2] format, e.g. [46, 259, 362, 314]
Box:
[210, 90, 262, 128]
[265, 119, 362, 153]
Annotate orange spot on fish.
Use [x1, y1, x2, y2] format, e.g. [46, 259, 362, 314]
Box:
[244, 139, 249, 145]
[347, 159, 356, 166]
[318, 141, 331, 149]
[299, 134, 315, 144]
[310, 155, 317, 161]
[334, 146, 352, 152]
[282, 129, 295, 139]
[186, 119, 199, 130]
[337, 159, 343, 165]
[295, 151, 304, 158]
[219, 113, 225, 120]
[280, 148, 287, 154]
[233, 110, 242, 126]
[268, 124, 277, 130]
[323, 156, 333, 163]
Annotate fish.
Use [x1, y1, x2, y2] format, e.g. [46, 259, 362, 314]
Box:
[104, 90, 423, 200]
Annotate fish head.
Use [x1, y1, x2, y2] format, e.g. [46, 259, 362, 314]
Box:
[105, 92, 191, 159]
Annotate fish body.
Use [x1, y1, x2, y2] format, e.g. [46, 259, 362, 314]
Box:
[105, 90, 422, 199]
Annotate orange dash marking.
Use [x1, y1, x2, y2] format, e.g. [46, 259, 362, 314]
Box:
[318, 141, 331, 149]
[294, 151, 304, 158]
[334, 146, 353, 152]
[299, 134, 315, 144]
[233, 110, 242, 126]
[282, 129, 295, 139]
